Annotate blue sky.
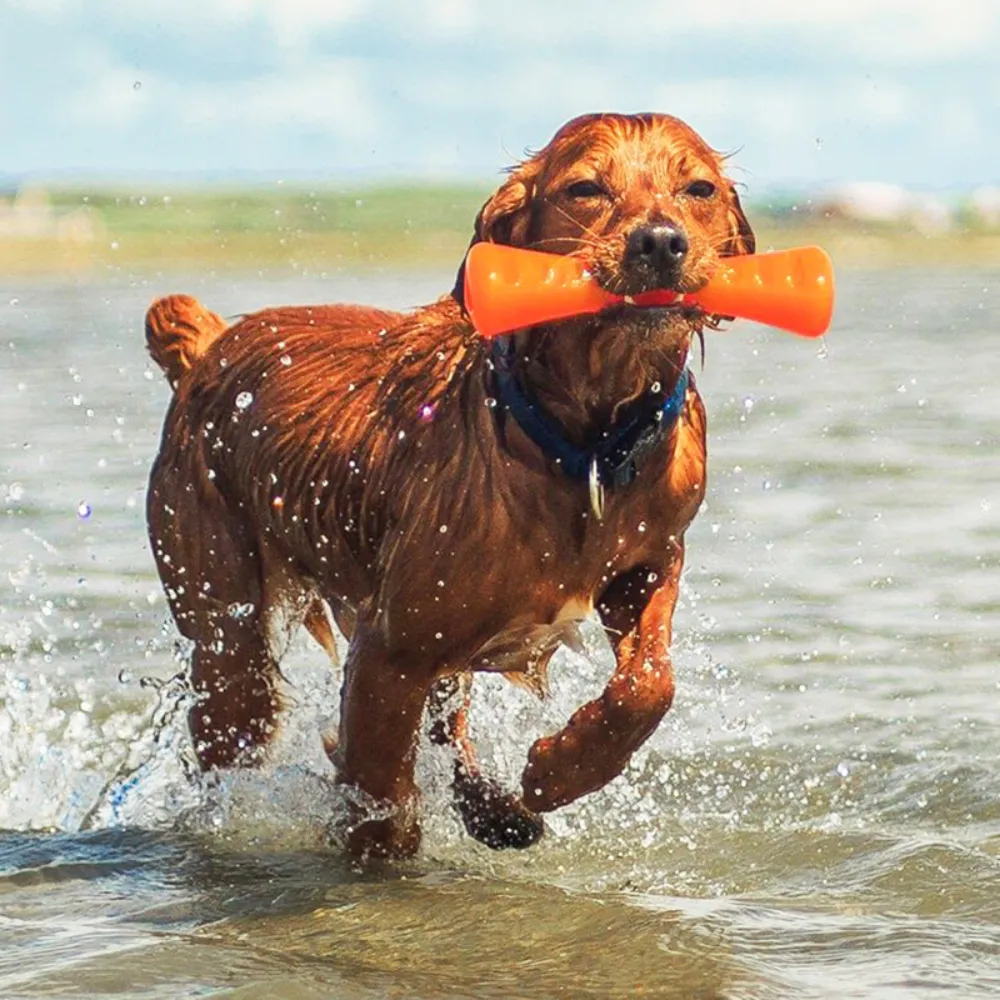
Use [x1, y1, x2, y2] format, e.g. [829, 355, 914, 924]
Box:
[2, 0, 998, 191]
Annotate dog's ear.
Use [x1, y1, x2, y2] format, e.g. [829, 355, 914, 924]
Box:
[724, 184, 756, 256]
[473, 162, 538, 247]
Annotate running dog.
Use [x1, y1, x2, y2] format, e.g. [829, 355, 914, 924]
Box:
[145, 112, 755, 857]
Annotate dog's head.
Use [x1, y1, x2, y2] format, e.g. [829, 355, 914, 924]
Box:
[466, 112, 754, 303]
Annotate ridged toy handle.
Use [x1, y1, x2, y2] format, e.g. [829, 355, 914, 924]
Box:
[691, 245, 834, 338]
[462, 243, 618, 337]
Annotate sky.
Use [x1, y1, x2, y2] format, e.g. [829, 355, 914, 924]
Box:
[2, 0, 998, 192]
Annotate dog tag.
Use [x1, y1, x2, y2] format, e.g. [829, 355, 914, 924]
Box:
[588, 456, 605, 522]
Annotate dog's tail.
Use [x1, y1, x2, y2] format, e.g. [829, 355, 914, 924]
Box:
[145, 294, 229, 387]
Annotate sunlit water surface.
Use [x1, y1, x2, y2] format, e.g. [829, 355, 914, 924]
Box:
[1, 266, 999, 999]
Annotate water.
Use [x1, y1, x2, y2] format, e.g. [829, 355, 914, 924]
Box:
[1, 266, 999, 998]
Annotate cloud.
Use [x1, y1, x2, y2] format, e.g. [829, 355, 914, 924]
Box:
[68, 47, 147, 127]
[176, 63, 377, 139]
[847, 79, 911, 125]
[1, 0, 997, 185]
[109, 0, 369, 44]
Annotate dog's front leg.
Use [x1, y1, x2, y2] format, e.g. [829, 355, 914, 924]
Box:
[520, 551, 682, 813]
[334, 623, 435, 859]
[429, 673, 544, 850]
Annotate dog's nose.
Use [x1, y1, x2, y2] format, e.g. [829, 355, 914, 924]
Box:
[625, 223, 689, 279]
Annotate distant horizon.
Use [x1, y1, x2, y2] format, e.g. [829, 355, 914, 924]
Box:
[0, 171, 994, 200]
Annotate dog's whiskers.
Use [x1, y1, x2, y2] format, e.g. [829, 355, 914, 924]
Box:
[546, 198, 605, 239]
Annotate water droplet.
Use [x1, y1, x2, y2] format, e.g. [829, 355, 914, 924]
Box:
[397, 429, 406, 440]
[133, 80, 142, 91]
[419, 403, 436, 423]
[235, 391, 253, 410]
[77, 501, 92, 519]
[638, 521, 647, 533]
[434, 632, 443, 640]
[835, 760, 850, 778]
[272, 496, 284, 508]
[742, 396, 755, 413]
[439, 524, 448, 533]
[280, 355, 292, 366]
[650, 381, 661, 394]
[484, 397, 498, 409]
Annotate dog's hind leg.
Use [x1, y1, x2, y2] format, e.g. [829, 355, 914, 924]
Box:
[303, 596, 362, 765]
[148, 457, 282, 771]
[188, 618, 281, 771]
[428, 673, 544, 850]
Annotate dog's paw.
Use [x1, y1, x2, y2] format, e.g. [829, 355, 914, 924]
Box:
[454, 771, 545, 850]
[327, 787, 422, 860]
[344, 816, 422, 860]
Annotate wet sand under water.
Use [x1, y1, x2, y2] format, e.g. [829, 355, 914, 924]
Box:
[1, 266, 999, 998]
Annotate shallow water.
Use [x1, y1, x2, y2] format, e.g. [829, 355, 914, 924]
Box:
[1, 265, 999, 999]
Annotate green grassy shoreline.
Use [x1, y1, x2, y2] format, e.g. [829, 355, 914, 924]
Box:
[2, 184, 999, 277]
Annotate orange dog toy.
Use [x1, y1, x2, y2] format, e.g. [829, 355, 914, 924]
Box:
[463, 243, 835, 339]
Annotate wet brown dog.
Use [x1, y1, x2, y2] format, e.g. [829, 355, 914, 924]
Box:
[145, 112, 755, 857]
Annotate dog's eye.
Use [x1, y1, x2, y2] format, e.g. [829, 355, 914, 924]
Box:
[684, 179, 717, 199]
[565, 180, 608, 200]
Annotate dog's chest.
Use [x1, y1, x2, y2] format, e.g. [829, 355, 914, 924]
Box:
[470, 595, 593, 694]
[465, 504, 679, 674]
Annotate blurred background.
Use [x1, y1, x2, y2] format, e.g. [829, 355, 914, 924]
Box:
[2, 0, 999, 275]
[3, 4, 1000, 998]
